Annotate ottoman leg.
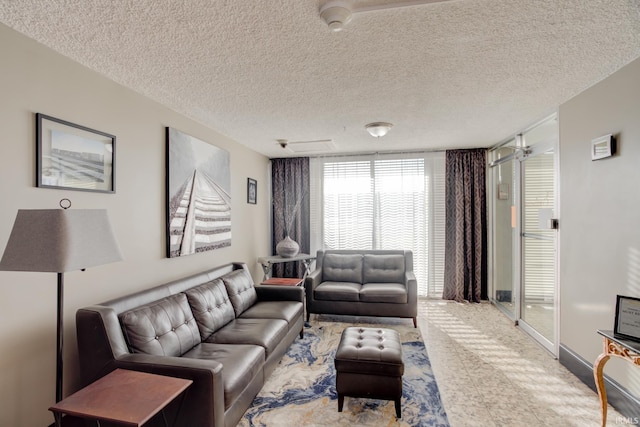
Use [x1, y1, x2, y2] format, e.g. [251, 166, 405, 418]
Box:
[338, 395, 344, 412]
[395, 398, 401, 418]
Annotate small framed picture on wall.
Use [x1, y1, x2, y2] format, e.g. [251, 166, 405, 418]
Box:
[247, 178, 257, 204]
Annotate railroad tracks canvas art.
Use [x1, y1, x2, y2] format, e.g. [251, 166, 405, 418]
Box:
[166, 127, 231, 258]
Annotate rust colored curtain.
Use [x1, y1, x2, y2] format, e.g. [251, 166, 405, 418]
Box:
[271, 157, 310, 278]
[443, 149, 487, 302]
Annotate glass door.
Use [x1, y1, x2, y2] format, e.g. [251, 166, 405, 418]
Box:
[489, 115, 558, 356]
[519, 138, 557, 353]
[491, 147, 517, 319]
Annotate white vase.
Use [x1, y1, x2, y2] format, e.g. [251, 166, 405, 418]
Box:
[276, 236, 300, 258]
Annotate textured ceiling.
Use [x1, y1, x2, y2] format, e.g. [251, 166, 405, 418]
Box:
[1, 0, 640, 158]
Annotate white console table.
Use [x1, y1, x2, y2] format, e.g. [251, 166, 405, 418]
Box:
[257, 253, 316, 280]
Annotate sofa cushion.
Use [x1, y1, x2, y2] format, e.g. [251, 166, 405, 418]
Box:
[119, 293, 200, 356]
[204, 318, 288, 358]
[182, 343, 264, 410]
[222, 269, 257, 316]
[360, 283, 408, 304]
[363, 254, 405, 284]
[240, 301, 303, 326]
[323, 254, 363, 283]
[185, 278, 235, 340]
[314, 282, 361, 302]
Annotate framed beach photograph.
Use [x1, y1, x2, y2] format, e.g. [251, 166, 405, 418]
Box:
[614, 295, 640, 342]
[36, 113, 115, 193]
[247, 178, 257, 204]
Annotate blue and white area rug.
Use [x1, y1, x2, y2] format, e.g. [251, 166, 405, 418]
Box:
[238, 316, 449, 427]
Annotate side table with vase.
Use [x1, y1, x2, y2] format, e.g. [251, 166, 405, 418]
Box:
[257, 253, 316, 281]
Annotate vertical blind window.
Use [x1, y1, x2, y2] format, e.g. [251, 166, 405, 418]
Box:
[323, 161, 373, 249]
[311, 153, 445, 297]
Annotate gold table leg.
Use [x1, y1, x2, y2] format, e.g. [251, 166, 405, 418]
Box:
[593, 352, 610, 427]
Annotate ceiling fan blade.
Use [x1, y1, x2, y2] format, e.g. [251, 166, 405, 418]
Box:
[353, 0, 458, 14]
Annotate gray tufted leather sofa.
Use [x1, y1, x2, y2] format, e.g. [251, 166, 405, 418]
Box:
[76, 262, 303, 427]
[304, 250, 417, 327]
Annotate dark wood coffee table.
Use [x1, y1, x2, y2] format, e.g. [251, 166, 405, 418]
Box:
[49, 369, 192, 427]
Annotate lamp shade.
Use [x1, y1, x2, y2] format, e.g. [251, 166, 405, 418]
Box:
[0, 209, 123, 273]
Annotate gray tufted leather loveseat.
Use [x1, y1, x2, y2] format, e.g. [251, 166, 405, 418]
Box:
[76, 262, 303, 427]
[305, 250, 417, 327]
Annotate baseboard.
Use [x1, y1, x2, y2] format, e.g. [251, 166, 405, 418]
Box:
[559, 343, 640, 421]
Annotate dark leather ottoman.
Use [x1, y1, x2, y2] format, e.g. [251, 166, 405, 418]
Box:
[334, 327, 404, 418]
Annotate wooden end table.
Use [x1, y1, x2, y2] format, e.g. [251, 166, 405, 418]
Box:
[260, 277, 304, 286]
[49, 369, 192, 427]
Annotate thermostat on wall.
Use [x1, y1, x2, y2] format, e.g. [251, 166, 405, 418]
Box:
[591, 134, 615, 160]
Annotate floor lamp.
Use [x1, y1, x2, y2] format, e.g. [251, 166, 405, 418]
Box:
[0, 201, 122, 402]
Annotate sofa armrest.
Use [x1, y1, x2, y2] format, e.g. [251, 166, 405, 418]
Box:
[255, 285, 304, 303]
[113, 354, 225, 427]
[405, 270, 418, 316]
[76, 305, 131, 386]
[115, 352, 223, 377]
[405, 270, 417, 291]
[304, 268, 322, 295]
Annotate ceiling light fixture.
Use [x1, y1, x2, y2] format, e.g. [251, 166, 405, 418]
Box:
[365, 122, 393, 138]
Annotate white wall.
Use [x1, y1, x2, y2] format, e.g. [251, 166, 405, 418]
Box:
[559, 56, 640, 393]
[0, 24, 271, 426]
